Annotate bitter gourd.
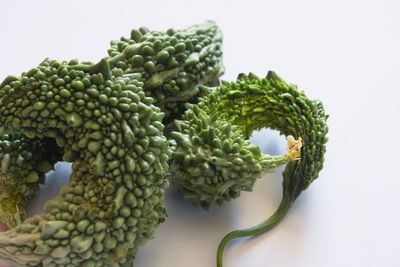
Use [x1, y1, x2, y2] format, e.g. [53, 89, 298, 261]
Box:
[169, 72, 328, 267]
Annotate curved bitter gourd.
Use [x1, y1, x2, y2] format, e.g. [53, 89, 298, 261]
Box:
[170, 72, 328, 266]
[107, 20, 224, 123]
[0, 58, 172, 266]
[0, 21, 224, 229]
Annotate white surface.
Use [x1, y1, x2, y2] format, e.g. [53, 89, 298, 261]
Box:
[1, 0, 400, 267]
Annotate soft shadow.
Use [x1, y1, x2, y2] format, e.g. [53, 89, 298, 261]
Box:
[26, 162, 72, 217]
[220, 129, 309, 265]
[222, 178, 314, 267]
[250, 128, 287, 156]
[135, 129, 294, 266]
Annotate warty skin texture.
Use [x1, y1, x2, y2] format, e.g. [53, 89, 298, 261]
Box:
[170, 104, 298, 210]
[0, 135, 62, 228]
[0, 58, 172, 266]
[170, 72, 328, 267]
[108, 20, 224, 124]
[0, 21, 224, 229]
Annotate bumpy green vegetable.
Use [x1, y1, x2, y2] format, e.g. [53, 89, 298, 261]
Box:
[0, 21, 223, 229]
[170, 72, 328, 266]
[0, 58, 172, 266]
[107, 20, 224, 123]
[170, 103, 300, 210]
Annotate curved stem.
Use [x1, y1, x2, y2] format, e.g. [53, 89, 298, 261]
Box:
[217, 195, 293, 267]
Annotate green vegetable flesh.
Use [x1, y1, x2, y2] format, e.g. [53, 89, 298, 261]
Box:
[0, 58, 172, 266]
[108, 20, 224, 123]
[170, 72, 328, 267]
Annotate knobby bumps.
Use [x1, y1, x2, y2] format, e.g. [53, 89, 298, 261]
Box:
[0, 21, 328, 267]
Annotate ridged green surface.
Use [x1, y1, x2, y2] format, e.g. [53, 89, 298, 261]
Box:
[216, 72, 328, 267]
[169, 72, 328, 266]
[0, 20, 328, 267]
[170, 94, 296, 210]
[0, 21, 224, 229]
[0, 135, 62, 228]
[0, 58, 172, 266]
[108, 20, 224, 123]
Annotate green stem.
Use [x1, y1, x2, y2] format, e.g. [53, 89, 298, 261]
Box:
[260, 154, 293, 174]
[216, 195, 293, 267]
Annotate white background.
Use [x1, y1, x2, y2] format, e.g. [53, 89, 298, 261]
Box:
[1, 0, 400, 266]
